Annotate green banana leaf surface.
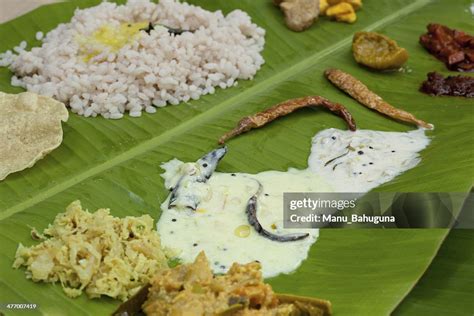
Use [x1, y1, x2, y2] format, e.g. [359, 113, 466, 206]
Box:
[0, 0, 473, 315]
[393, 228, 474, 315]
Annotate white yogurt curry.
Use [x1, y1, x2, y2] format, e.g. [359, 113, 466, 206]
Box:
[157, 128, 430, 277]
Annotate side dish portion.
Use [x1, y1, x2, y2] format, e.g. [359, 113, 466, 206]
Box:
[115, 252, 332, 316]
[158, 125, 430, 277]
[419, 23, 473, 72]
[309, 128, 431, 192]
[273, 0, 320, 32]
[420, 72, 473, 98]
[158, 151, 328, 277]
[274, 0, 362, 32]
[13, 201, 169, 300]
[352, 32, 409, 70]
[322, 0, 361, 24]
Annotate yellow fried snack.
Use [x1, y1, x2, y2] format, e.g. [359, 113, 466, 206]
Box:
[321, 0, 361, 23]
[0, 91, 68, 181]
[320, 0, 329, 14]
[326, 2, 356, 23]
[13, 201, 169, 301]
[328, 0, 362, 10]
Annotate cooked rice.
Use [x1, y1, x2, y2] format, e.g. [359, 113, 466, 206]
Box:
[0, 0, 265, 119]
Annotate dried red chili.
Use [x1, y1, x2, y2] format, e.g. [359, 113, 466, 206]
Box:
[218, 96, 356, 144]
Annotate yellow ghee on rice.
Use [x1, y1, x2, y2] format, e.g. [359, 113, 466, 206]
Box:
[79, 21, 148, 61]
[93, 22, 148, 50]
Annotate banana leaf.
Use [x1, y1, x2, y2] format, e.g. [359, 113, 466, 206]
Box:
[0, 0, 473, 315]
[393, 229, 474, 316]
[393, 196, 474, 315]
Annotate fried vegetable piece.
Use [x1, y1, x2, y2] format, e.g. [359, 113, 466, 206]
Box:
[0, 91, 68, 181]
[420, 72, 474, 97]
[420, 23, 474, 72]
[218, 96, 356, 144]
[328, 0, 362, 10]
[319, 0, 329, 14]
[325, 69, 433, 129]
[114, 252, 332, 316]
[273, 0, 320, 32]
[325, 2, 356, 23]
[321, 0, 361, 23]
[352, 32, 409, 70]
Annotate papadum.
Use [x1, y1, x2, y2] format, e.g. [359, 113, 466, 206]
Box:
[0, 91, 68, 181]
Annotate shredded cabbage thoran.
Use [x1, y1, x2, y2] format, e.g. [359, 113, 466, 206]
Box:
[13, 200, 168, 301]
